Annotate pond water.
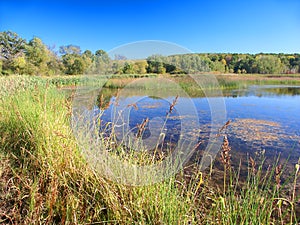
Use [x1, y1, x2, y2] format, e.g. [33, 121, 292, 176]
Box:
[71, 84, 300, 178]
[221, 86, 300, 166]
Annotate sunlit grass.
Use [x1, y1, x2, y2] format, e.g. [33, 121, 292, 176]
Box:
[0, 83, 200, 224]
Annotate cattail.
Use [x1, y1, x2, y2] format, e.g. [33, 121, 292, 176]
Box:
[219, 120, 231, 134]
[136, 118, 149, 138]
[220, 135, 231, 194]
[98, 94, 104, 109]
[249, 156, 256, 174]
[275, 164, 282, 189]
[97, 94, 111, 110]
[220, 135, 231, 170]
[168, 95, 178, 114]
[65, 90, 75, 116]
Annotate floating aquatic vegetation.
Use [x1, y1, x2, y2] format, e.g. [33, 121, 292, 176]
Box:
[228, 119, 299, 149]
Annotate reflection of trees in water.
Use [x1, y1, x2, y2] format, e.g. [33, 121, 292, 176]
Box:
[263, 87, 300, 96]
[96, 88, 118, 110]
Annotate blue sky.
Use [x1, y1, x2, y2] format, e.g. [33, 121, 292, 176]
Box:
[0, 0, 299, 54]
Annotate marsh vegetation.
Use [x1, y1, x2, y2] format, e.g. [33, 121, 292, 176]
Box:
[0, 75, 299, 224]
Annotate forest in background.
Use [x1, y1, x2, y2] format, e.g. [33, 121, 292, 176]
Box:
[1, 30, 300, 76]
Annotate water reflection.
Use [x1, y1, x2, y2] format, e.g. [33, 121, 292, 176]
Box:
[260, 86, 300, 96]
[223, 85, 300, 98]
[70, 84, 300, 182]
[94, 85, 300, 161]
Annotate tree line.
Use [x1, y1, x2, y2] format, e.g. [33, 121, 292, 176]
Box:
[1, 30, 300, 76]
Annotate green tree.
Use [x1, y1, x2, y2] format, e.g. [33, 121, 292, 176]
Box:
[59, 45, 94, 75]
[12, 55, 27, 74]
[165, 54, 210, 73]
[147, 60, 166, 74]
[226, 54, 239, 72]
[83, 50, 94, 60]
[47, 52, 64, 76]
[0, 31, 26, 60]
[25, 37, 50, 75]
[94, 49, 111, 74]
[133, 60, 148, 74]
[289, 55, 300, 73]
[82, 50, 94, 73]
[147, 55, 167, 74]
[234, 55, 255, 74]
[95, 49, 106, 57]
[0, 31, 26, 74]
[62, 54, 87, 75]
[277, 54, 300, 74]
[210, 60, 226, 73]
[122, 62, 135, 74]
[254, 55, 283, 74]
[59, 45, 81, 55]
[111, 62, 120, 74]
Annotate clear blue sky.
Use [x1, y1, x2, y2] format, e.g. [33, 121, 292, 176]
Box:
[1, 0, 299, 54]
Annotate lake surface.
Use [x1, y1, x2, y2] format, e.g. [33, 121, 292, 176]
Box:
[72, 84, 300, 176]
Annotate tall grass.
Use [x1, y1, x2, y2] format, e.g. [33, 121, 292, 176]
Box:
[0, 84, 201, 224]
[0, 75, 50, 96]
[0, 76, 299, 224]
[206, 152, 299, 225]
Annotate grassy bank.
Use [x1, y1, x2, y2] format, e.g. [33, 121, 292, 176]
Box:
[2, 73, 300, 94]
[0, 84, 195, 224]
[0, 76, 299, 224]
